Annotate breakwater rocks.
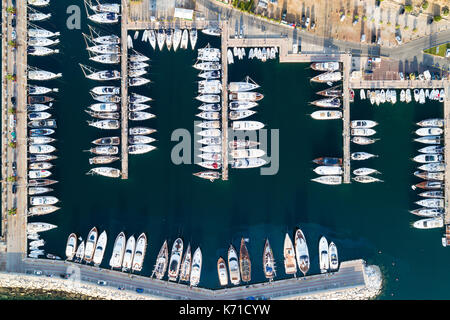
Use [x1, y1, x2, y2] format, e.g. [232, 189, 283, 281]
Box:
[290, 264, 383, 300]
[0, 272, 156, 300]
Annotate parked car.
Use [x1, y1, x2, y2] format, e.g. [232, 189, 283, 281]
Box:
[12, 183, 17, 194]
[136, 288, 144, 293]
[305, 17, 310, 28]
[11, 18, 16, 27]
[34, 270, 42, 276]
[11, 30, 16, 40]
[399, 72, 404, 80]
[97, 280, 107, 286]
[395, 35, 402, 44]
[12, 161, 16, 171]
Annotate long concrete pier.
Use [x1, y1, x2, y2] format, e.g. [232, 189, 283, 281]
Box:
[342, 54, 352, 184]
[13, 257, 377, 300]
[120, 0, 129, 179]
[221, 22, 229, 181]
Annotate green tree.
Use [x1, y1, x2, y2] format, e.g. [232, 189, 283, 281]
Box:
[433, 15, 442, 22]
[443, 7, 449, 16]
[422, 1, 429, 10]
[7, 176, 16, 182]
[404, 5, 412, 13]
[8, 141, 16, 149]
[8, 108, 16, 114]
[8, 208, 16, 216]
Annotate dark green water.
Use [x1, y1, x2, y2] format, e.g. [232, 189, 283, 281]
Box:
[13, 1, 450, 299]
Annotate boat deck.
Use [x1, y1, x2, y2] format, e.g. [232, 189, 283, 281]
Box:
[18, 257, 368, 300]
[120, 0, 129, 179]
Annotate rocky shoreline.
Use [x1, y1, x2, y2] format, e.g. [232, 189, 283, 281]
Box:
[0, 272, 157, 300]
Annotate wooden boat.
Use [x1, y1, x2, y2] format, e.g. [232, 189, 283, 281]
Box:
[179, 243, 191, 282]
[413, 181, 443, 190]
[92, 137, 120, 146]
[263, 239, 276, 280]
[152, 240, 168, 279]
[283, 233, 297, 274]
[84, 227, 98, 263]
[217, 257, 228, 286]
[89, 156, 120, 165]
[239, 238, 251, 282]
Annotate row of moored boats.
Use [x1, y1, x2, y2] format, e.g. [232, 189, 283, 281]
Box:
[410, 118, 446, 229]
[361, 88, 445, 105]
[227, 47, 278, 64]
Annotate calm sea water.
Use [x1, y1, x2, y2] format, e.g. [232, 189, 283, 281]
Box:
[7, 1, 450, 299]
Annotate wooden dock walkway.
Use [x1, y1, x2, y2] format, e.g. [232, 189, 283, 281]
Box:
[221, 22, 229, 181]
[120, 0, 129, 180]
[342, 54, 352, 184]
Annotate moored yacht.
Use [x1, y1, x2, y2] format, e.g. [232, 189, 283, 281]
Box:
[122, 235, 136, 272]
[168, 238, 183, 281]
[295, 229, 310, 276]
[263, 239, 276, 280]
[87, 167, 121, 178]
[190, 247, 202, 287]
[132, 233, 147, 272]
[93, 231, 108, 266]
[319, 236, 329, 273]
[65, 233, 78, 261]
[217, 257, 228, 286]
[179, 243, 192, 282]
[228, 244, 240, 285]
[152, 240, 168, 279]
[84, 227, 98, 263]
[283, 233, 297, 274]
[109, 232, 126, 269]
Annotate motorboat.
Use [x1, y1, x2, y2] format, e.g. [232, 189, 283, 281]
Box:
[75, 241, 85, 262]
[28, 111, 52, 121]
[190, 28, 197, 49]
[415, 127, 443, 136]
[87, 167, 121, 178]
[27, 222, 57, 234]
[310, 97, 340, 108]
[109, 232, 126, 269]
[198, 137, 221, 145]
[228, 244, 240, 285]
[193, 171, 221, 182]
[189, 247, 202, 287]
[84, 227, 98, 263]
[197, 161, 222, 170]
[413, 181, 443, 190]
[413, 154, 443, 163]
[311, 175, 342, 185]
[179, 243, 192, 282]
[410, 208, 443, 217]
[310, 71, 341, 83]
[202, 27, 221, 36]
[412, 217, 443, 229]
[229, 139, 259, 149]
[311, 62, 340, 71]
[417, 118, 444, 127]
[329, 242, 339, 271]
[87, 120, 120, 129]
[92, 137, 120, 146]
[217, 257, 228, 286]
[28, 70, 62, 81]
[229, 101, 258, 110]
[351, 136, 378, 145]
[128, 135, 155, 144]
[28, 85, 58, 95]
[227, 49, 234, 64]
[29, 155, 58, 162]
[87, 146, 118, 155]
[353, 168, 380, 176]
[417, 146, 444, 154]
[88, 12, 119, 24]
[316, 85, 342, 97]
[28, 28, 59, 38]
[351, 128, 376, 136]
[193, 62, 221, 71]
[93, 231, 108, 266]
[93, 34, 120, 45]
[418, 191, 444, 199]
[199, 145, 222, 153]
[231, 158, 266, 169]
[198, 153, 221, 161]
[29, 136, 55, 145]
[351, 152, 377, 160]
[28, 95, 54, 104]
[231, 121, 264, 131]
[199, 70, 220, 79]
[27, 46, 58, 56]
[128, 144, 156, 154]
[312, 157, 342, 166]
[353, 176, 383, 183]
[129, 127, 156, 135]
[129, 111, 155, 121]
[30, 195, 58, 205]
[28, 187, 53, 195]
[129, 77, 150, 87]
[91, 86, 120, 95]
[29, 145, 56, 154]
[28, 170, 52, 179]
[196, 121, 220, 129]
[28, 205, 59, 216]
[86, 110, 119, 120]
[90, 54, 120, 64]
[28, 104, 52, 112]
[28, 12, 51, 22]
[310, 110, 342, 120]
[350, 120, 378, 128]
[295, 229, 310, 276]
[90, 3, 120, 14]
[168, 238, 183, 281]
[28, 119, 57, 128]
[196, 94, 220, 103]
[132, 233, 147, 272]
[89, 156, 120, 165]
[198, 47, 221, 62]
[229, 110, 256, 120]
[28, 0, 50, 6]
[319, 236, 329, 273]
[415, 198, 444, 209]
[313, 166, 343, 175]
[196, 111, 220, 120]
[129, 93, 152, 104]
[229, 92, 263, 101]
[414, 135, 442, 145]
[122, 235, 136, 272]
[152, 240, 168, 279]
[197, 129, 221, 137]
[262, 239, 276, 280]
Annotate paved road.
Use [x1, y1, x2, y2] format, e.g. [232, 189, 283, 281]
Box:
[198, 0, 450, 72]
[20, 258, 366, 300]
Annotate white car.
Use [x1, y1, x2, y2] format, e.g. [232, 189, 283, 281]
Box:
[395, 35, 402, 44]
[446, 48, 450, 58]
[340, 14, 346, 22]
[399, 72, 404, 80]
[361, 34, 366, 42]
[305, 17, 310, 28]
